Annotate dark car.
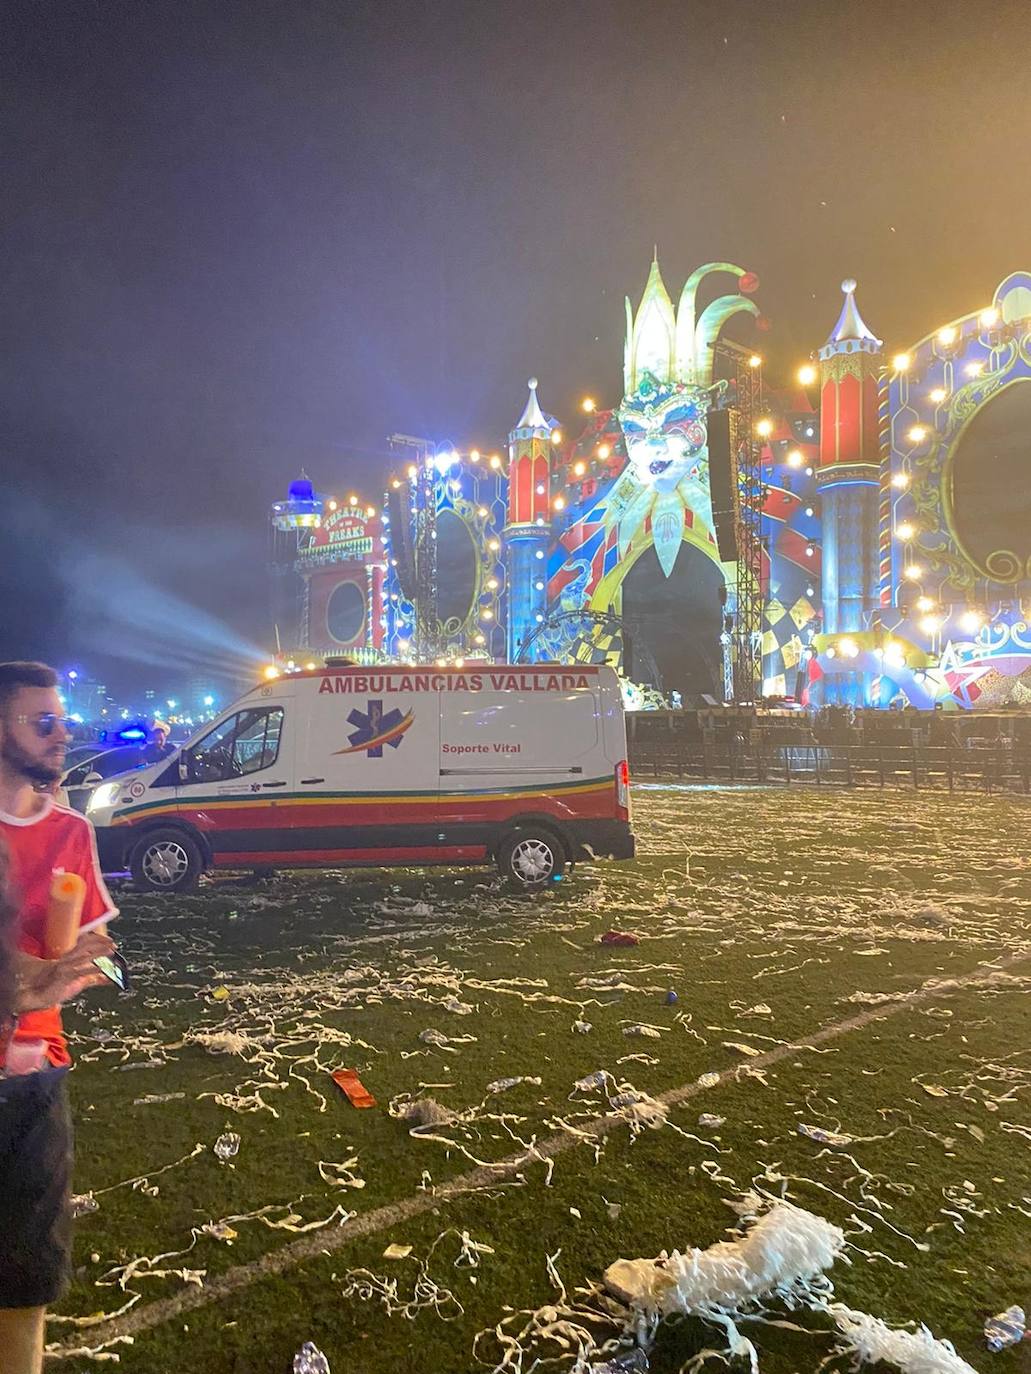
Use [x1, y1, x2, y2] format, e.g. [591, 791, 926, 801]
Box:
[63, 745, 151, 813]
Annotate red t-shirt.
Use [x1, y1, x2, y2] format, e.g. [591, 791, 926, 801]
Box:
[1, 797, 119, 1067]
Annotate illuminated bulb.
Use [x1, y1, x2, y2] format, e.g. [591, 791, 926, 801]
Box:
[965, 361, 984, 377]
[455, 658, 465, 668]
[806, 466, 814, 476]
[573, 460, 587, 476]
[907, 425, 928, 443]
[435, 658, 446, 668]
[916, 595, 934, 613]
[535, 580, 544, 591]
[348, 494, 358, 506]
[535, 483, 545, 495]
[581, 396, 596, 413]
[490, 455, 502, 470]
[469, 449, 480, 461]
[477, 507, 488, 518]
[306, 661, 316, 671]
[481, 608, 494, 620]
[825, 647, 836, 659]
[903, 564, 923, 580]
[597, 443, 611, 459]
[936, 325, 957, 346]
[891, 472, 909, 489]
[805, 545, 814, 557]
[534, 549, 544, 560]
[756, 418, 774, 438]
[553, 495, 566, 510]
[805, 585, 815, 597]
[407, 464, 417, 479]
[328, 499, 338, 511]
[486, 577, 498, 590]
[551, 429, 562, 444]
[474, 633, 485, 645]
[797, 364, 817, 386]
[488, 538, 500, 551]
[896, 522, 914, 540]
[892, 353, 911, 372]
[535, 613, 544, 623]
[839, 638, 859, 659]
[805, 506, 814, 517]
[787, 449, 804, 468]
[367, 505, 376, 517]
[959, 610, 983, 633]
[391, 478, 401, 489]
[929, 387, 947, 404]
[979, 306, 999, 328]
[748, 354, 762, 369]
[263, 666, 279, 680]
[920, 614, 941, 634]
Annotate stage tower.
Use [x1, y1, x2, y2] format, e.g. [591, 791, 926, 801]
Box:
[504, 378, 555, 661]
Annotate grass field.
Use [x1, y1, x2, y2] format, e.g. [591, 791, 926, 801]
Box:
[50, 786, 1031, 1373]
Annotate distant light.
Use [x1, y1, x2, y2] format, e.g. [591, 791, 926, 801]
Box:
[367, 505, 376, 517]
[806, 466, 814, 476]
[454, 657, 465, 668]
[348, 494, 358, 506]
[490, 454, 502, 470]
[920, 614, 941, 635]
[907, 425, 928, 443]
[553, 495, 566, 510]
[536, 483, 545, 495]
[534, 549, 545, 560]
[979, 306, 1000, 329]
[203, 694, 214, 707]
[597, 443, 611, 459]
[167, 699, 176, 710]
[469, 449, 480, 462]
[488, 538, 500, 551]
[825, 647, 836, 659]
[67, 670, 79, 681]
[891, 472, 909, 489]
[486, 577, 499, 590]
[481, 608, 494, 620]
[305, 662, 316, 671]
[839, 638, 859, 659]
[407, 464, 417, 479]
[804, 505, 814, 517]
[915, 595, 934, 613]
[748, 354, 762, 369]
[892, 353, 911, 372]
[551, 429, 562, 444]
[959, 610, 983, 633]
[287, 659, 296, 670]
[581, 397, 596, 413]
[756, 418, 774, 438]
[391, 478, 401, 489]
[535, 580, 544, 591]
[965, 361, 984, 377]
[474, 633, 485, 645]
[804, 545, 814, 558]
[797, 364, 817, 386]
[573, 460, 587, 476]
[929, 387, 947, 404]
[263, 666, 279, 680]
[903, 564, 923, 580]
[896, 522, 915, 540]
[936, 325, 957, 346]
[805, 585, 815, 597]
[787, 449, 804, 468]
[328, 499, 338, 512]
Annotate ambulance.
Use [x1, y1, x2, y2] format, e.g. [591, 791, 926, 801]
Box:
[87, 664, 635, 893]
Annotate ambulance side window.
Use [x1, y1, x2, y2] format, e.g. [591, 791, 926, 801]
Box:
[185, 708, 283, 783]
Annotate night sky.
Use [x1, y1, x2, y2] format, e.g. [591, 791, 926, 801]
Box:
[3, 0, 1029, 694]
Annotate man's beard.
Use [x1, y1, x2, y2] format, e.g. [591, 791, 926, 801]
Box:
[1, 736, 65, 786]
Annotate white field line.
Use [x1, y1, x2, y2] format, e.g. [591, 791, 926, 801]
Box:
[47, 947, 1031, 1359]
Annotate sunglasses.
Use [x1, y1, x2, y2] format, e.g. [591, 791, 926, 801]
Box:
[14, 713, 74, 739]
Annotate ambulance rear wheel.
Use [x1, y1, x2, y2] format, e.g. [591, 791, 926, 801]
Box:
[497, 827, 567, 890]
[130, 828, 204, 894]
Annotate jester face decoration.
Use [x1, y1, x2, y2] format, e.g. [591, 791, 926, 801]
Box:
[618, 374, 709, 496]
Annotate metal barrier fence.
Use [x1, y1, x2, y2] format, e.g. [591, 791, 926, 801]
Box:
[628, 739, 1031, 793]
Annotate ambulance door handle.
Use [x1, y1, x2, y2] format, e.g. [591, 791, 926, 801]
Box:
[300, 778, 324, 785]
[261, 781, 287, 788]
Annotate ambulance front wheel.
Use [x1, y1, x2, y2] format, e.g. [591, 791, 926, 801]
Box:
[497, 827, 567, 890]
[129, 828, 204, 894]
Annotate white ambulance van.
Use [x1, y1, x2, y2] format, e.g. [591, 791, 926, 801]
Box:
[87, 664, 634, 893]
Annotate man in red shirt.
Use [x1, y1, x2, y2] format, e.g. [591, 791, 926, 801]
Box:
[0, 662, 119, 1373]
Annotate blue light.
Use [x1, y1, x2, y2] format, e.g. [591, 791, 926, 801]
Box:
[288, 477, 315, 502]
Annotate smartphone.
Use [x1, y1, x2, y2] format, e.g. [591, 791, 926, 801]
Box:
[93, 952, 131, 992]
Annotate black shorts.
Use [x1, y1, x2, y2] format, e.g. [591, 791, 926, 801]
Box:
[0, 1068, 73, 1308]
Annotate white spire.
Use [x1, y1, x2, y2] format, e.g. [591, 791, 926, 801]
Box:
[514, 376, 550, 433]
[820, 279, 882, 359]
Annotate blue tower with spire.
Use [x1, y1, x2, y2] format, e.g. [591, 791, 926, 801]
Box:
[503, 379, 556, 661]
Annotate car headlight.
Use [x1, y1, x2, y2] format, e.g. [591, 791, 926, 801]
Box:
[87, 782, 121, 814]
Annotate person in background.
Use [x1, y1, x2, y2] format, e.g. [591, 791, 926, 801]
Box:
[0, 662, 119, 1374]
[142, 720, 174, 765]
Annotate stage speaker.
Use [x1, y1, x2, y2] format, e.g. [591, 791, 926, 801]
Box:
[706, 408, 738, 562]
[387, 483, 417, 601]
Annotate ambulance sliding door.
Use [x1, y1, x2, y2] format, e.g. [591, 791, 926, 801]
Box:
[437, 686, 601, 857]
[297, 680, 443, 865]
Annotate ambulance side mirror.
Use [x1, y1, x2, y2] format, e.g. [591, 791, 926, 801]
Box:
[178, 759, 188, 782]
